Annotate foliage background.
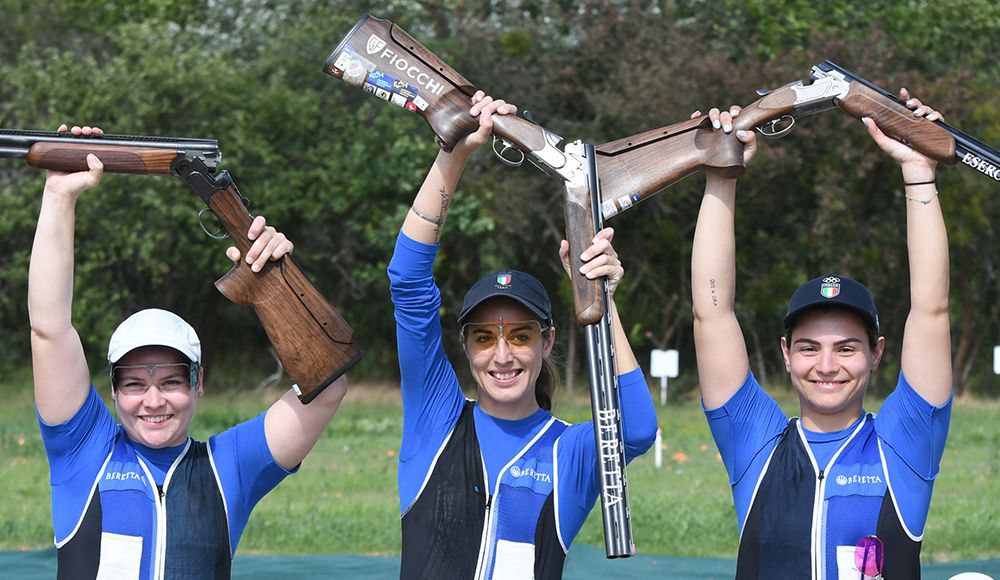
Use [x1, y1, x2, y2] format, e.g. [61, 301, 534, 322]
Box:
[1, 0, 998, 396]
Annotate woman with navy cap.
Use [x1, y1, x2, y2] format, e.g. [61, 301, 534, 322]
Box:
[691, 93, 952, 578]
[388, 94, 658, 579]
[28, 124, 350, 579]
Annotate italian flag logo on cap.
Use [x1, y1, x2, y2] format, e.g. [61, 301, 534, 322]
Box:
[820, 276, 841, 298]
[496, 274, 512, 286]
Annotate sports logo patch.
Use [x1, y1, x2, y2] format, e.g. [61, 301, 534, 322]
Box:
[821, 276, 841, 298]
[496, 274, 512, 287]
[366, 34, 387, 55]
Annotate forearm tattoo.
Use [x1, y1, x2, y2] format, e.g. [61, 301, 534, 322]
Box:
[434, 185, 451, 242]
[709, 278, 718, 307]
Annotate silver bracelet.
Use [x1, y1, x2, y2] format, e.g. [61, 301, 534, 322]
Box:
[904, 190, 939, 205]
[409, 206, 444, 226]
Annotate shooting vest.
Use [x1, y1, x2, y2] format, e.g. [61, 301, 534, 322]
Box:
[736, 415, 922, 579]
[56, 433, 230, 580]
[400, 400, 569, 580]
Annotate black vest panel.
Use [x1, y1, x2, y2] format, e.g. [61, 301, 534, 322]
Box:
[533, 493, 567, 579]
[401, 401, 487, 580]
[57, 485, 102, 580]
[736, 422, 815, 580]
[877, 487, 923, 579]
[164, 440, 230, 579]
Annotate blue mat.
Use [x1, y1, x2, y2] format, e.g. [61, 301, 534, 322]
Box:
[2, 546, 997, 578]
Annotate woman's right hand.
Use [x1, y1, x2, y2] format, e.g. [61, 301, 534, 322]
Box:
[451, 91, 517, 158]
[42, 124, 105, 200]
[691, 106, 758, 168]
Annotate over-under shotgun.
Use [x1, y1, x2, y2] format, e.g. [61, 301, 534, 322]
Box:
[1, 128, 362, 403]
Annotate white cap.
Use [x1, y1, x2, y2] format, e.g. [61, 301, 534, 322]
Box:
[107, 309, 201, 364]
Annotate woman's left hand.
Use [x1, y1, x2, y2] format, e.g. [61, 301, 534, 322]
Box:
[559, 227, 624, 298]
[226, 215, 294, 272]
[862, 88, 943, 181]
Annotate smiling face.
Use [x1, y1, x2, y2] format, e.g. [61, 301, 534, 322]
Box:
[112, 345, 203, 448]
[781, 308, 885, 432]
[463, 298, 555, 420]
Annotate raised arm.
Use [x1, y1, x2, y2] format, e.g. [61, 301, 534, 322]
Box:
[863, 90, 951, 406]
[691, 109, 757, 409]
[29, 125, 105, 425]
[222, 216, 348, 470]
[402, 92, 516, 244]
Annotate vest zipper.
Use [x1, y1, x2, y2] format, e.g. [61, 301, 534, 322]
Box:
[811, 469, 825, 580]
[135, 457, 168, 580]
[800, 416, 868, 580]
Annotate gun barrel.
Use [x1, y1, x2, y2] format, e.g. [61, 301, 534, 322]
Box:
[0, 128, 223, 174]
[0, 128, 219, 151]
[0, 146, 29, 159]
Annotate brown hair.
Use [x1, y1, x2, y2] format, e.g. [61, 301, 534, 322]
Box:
[535, 335, 559, 411]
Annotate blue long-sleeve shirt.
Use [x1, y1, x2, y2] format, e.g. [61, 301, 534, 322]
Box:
[389, 232, 657, 548]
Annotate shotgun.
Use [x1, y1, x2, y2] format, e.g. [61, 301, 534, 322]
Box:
[323, 17, 998, 229]
[323, 14, 639, 558]
[1, 128, 362, 403]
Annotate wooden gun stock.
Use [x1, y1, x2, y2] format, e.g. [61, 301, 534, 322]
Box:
[189, 170, 362, 403]
[564, 174, 604, 327]
[326, 14, 558, 154]
[27, 142, 178, 174]
[594, 116, 746, 218]
[837, 81, 956, 163]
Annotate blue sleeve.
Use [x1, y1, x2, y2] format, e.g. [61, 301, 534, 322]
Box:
[553, 369, 658, 549]
[209, 412, 294, 553]
[619, 368, 658, 460]
[703, 371, 788, 532]
[37, 385, 119, 543]
[875, 372, 952, 537]
[388, 232, 464, 512]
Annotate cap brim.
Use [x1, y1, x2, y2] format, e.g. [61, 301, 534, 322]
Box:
[458, 292, 551, 325]
[108, 336, 199, 364]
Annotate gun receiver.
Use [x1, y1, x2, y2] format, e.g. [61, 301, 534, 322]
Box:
[1, 129, 362, 403]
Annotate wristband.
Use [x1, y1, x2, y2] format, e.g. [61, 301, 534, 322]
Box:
[903, 180, 936, 187]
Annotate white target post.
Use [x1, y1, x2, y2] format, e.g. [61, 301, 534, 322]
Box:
[650, 349, 679, 406]
[994, 346, 1000, 375]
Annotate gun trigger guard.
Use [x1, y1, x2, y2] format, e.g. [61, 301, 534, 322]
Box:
[756, 115, 795, 139]
[198, 208, 229, 240]
[492, 136, 525, 167]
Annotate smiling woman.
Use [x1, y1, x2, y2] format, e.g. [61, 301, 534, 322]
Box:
[26, 124, 352, 580]
[690, 94, 954, 579]
[387, 92, 657, 579]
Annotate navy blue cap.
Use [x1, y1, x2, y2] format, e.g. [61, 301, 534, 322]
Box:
[784, 274, 879, 333]
[458, 270, 553, 326]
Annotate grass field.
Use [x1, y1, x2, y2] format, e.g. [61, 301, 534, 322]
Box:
[1, 369, 998, 562]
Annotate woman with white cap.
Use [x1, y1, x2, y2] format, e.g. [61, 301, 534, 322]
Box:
[28, 125, 349, 579]
[388, 94, 658, 579]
